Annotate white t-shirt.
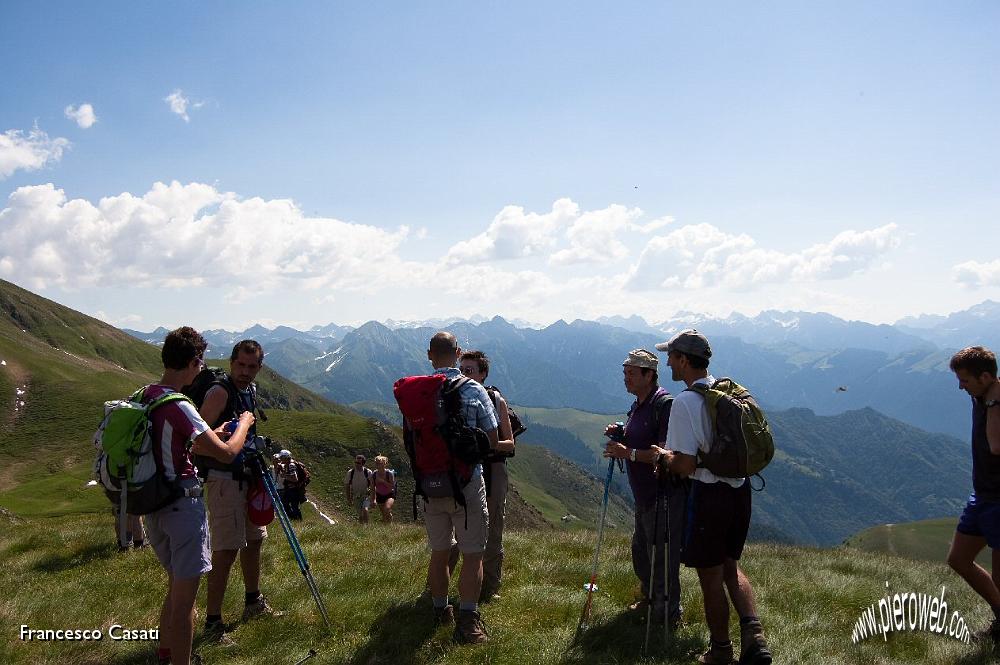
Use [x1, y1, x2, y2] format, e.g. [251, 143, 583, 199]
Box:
[345, 466, 372, 495]
[667, 375, 745, 488]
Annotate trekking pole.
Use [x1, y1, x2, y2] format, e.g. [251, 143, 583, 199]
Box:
[577, 458, 616, 635]
[293, 649, 318, 664]
[664, 476, 674, 647]
[249, 452, 332, 631]
[643, 486, 663, 655]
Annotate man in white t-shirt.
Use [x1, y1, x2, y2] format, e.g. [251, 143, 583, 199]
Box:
[345, 455, 374, 523]
[656, 329, 772, 665]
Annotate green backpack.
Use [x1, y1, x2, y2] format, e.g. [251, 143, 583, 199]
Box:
[686, 378, 774, 480]
[93, 386, 193, 516]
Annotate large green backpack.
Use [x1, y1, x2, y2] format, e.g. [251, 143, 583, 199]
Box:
[686, 378, 774, 479]
[93, 386, 193, 516]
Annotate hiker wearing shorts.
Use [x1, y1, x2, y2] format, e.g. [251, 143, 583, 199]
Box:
[657, 330, 771, 665]
[345, 454, 374, 523]
[603, 348, 685, 630]
[199, 340, 280, 642]
[373, 454, 396, 523]
[947, 346, 1000, 646]
[421, 332, 500, 644]
[145, 327, 255, 665]
[458, 350, 515, 603]
[278, 449, 308, 519]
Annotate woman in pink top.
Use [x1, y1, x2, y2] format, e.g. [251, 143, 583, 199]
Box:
[373, 455, 396, 523]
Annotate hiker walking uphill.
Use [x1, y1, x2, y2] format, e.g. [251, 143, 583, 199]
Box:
[459, 350, 518, 603]
[603, 348, 685, 630]
[189, 340, 281, 643]
[394, 331, 499, 645]
[276, 449, 310, 520]
[345, 454, 374, 524]
[111, 327, 255, 665]
[372, 454, 397, 523]
[946, 346, 1000, 648]
[656, 330, 772, 665]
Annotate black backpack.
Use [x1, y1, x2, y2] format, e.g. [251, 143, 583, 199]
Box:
[181, 368, 249, 480]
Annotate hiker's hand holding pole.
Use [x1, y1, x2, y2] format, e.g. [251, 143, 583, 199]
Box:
[604, 440, 628, 459]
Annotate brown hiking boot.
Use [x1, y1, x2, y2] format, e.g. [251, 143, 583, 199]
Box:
[201, 621, 235, 647]
[453, 609, 489, 645]
[739, 620, 772, 665]
[241, 595, 284, 622]
[698, 641, 735, 664]
[434, 604, 455, 625]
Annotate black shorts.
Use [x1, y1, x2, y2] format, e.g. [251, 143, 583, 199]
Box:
[376, 492, 394, 505]
[682, 479, 751, 569]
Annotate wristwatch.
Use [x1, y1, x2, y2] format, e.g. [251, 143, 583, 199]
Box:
[629, 448, 637, 462]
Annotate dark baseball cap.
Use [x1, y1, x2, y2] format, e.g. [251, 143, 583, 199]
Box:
[655, 329, 712, 360]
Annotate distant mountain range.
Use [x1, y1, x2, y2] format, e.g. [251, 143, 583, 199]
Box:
[126, 303, 1000, 440]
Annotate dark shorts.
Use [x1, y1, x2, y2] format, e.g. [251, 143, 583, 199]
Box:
[376, 492, 394, 505]
[956, 496, 1000, 548]
[682, 479, 751, 569]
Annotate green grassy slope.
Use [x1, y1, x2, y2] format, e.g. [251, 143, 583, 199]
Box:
[2, 509, 997, 665]
[845, 517, 991, 567]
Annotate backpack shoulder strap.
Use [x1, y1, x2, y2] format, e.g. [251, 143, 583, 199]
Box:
[651, 390, 673, 428]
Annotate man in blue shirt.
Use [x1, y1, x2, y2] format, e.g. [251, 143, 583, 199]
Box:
[604, 348, 684, 629]
[423, 332, 499, 645]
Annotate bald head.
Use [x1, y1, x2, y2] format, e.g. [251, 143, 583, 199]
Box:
[428, 331, 460, 368]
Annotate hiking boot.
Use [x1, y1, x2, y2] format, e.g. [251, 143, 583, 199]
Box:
[434, 604, 455, 625]
[739, 621, 772, 665]
[453, 609, 489, 645]
[241, 595, 284, 622]
[698, 642, 735, 665]
[973, 618, 1000, 646]
[201, 621, 235, 647]
[479, 588, 501, 604]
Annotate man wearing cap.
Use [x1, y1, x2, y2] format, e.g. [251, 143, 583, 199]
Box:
[656, 330, 772, 665]
[603, 349, 685, 629]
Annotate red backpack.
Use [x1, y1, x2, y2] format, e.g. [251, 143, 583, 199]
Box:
[393, 374, 490, 513]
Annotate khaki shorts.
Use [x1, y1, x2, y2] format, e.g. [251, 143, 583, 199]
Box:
[424, 472, 488, 554]
[205, 476, 267, 552]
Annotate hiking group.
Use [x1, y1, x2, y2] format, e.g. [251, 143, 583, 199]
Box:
[86, 313, 1000, 665]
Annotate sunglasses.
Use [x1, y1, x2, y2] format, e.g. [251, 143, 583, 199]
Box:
[459, 366, 481, 375]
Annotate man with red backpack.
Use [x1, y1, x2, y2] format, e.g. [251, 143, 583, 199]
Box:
[394, 332, 500, 645]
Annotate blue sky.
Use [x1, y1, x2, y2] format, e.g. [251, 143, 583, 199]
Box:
[1, 2, 998, 329]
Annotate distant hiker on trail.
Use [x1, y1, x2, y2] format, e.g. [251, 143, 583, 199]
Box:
[394, 331, 499, 645]
[277, 449, 309, 519]
[373, 454, 397, 523]
[602, 348, 685, 630]
[946, 346, 1000, 647]
[345, 454, 374, 524]
[192, 339, 281, 643]
[144, 327, 255, 665]
[459, 350, 516, 603]
[656, 330, 772, 665]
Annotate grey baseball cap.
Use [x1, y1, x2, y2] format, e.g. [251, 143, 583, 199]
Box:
[655, 329, 712, 360]
[622, 348, 658, 370]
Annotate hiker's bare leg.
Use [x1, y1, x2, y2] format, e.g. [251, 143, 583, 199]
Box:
[723, 558, 759, 619]
[240, 540, 263, 595]
[168, 575, 201, 665]
[206, 549, 238, 616]
[948, 531, 1000, 606]
[429, 548, 452, 599]
[458, 552, 484, 605]
[697, 565, 730, 642]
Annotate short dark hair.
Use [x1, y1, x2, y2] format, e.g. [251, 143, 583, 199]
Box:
[231, 339, 264, 364]
[678, 351, 709, 370]
[639, 367, 658, 385]
[950, 346, 997, 378]
[429, 331, 458, 355]
[162, 326, 207, 370]
[460, 350, 490, 379]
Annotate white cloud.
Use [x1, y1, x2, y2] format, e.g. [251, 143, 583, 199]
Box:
[164, 90, 204, 122]
[64, 103, 97, 129]
[626, 222, 902, 291]
[953, 259, 1000, 288]
[550, 204, 645, 266]
[0, 181, 416, 293]
[444, 198, 579, 265]
[96, 310, 142, 326]
[0, 127, 70, 179]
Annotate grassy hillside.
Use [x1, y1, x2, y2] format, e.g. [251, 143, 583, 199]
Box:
[845, 517, 991, 567]
[2, 508, 998, 665]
